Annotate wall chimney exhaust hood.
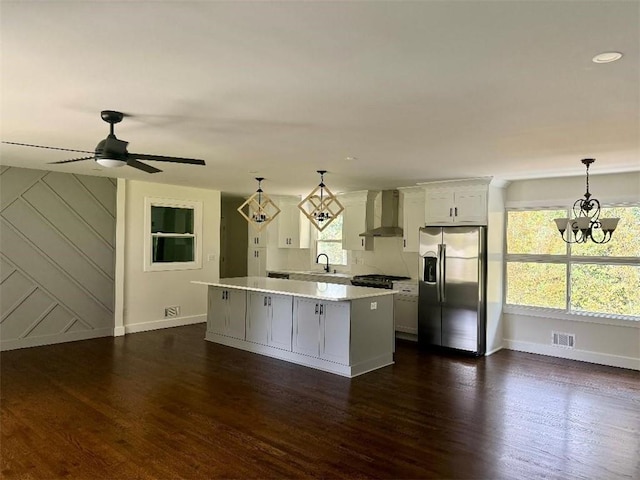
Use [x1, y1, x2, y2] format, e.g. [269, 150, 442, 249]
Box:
[359, 190, 403, 237]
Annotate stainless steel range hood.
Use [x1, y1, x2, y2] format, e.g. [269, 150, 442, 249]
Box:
[359, 190, 403, 237]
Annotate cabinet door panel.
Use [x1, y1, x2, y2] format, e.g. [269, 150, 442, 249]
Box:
[246, 292, 269, 345]
[394, 296, 418, 334]
[293, 298, 320, 357]
[278, 202, 298, 248]
[226, 289, 247, 340]
[425, 191, 454, 224]
[342, 202, 367, 251]
[403, 195, 425, 252]
[320, 302, 350, 365]
[269, 294, 293, 351]
[247, 248, 266, 277]
[208, 287, 227, 335]
[455, 190, 487, 224]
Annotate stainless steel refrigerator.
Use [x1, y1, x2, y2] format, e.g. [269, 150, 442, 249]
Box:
[418, 226, 486, 355]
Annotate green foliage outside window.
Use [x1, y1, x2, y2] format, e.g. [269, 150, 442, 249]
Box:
[317, 215, 347, 265]
[506, 262, 566, 308]
[506, 206, 640, 318]
[571, 264, 640, 316]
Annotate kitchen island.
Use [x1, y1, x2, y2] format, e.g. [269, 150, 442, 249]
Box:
[192, 277, 396, 377]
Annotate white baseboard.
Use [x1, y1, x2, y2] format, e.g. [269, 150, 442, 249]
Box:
[485, 345, 503, 356]
[504, 339, 640, 371]
[0, 328, 113, 351]
[125, 314, 206, 334]
[113, 326, 126, 336]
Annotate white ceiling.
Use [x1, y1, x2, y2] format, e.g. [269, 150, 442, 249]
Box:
[1, 1, 638, 197]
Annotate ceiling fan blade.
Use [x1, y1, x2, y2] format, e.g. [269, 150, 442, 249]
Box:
[129, 153, 205, 165]
[126, 159, 162, 174]
[2, 141, 94, 154]
[49, 156, 95, 164]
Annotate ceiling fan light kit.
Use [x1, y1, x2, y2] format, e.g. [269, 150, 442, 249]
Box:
[1, 110, 206, 174]
[553, 158, 620, 244]
[298, 170, 344, 232]
[237, 177, 281, 232]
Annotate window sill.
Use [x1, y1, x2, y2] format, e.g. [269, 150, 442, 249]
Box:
[503, 305, 640, 328]
[144, 261, 202, 273]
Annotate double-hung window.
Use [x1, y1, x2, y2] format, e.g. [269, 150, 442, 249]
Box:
[504, 205, 640, 319]
[316, 214, 347, 266]
[144, 197, 203, 272]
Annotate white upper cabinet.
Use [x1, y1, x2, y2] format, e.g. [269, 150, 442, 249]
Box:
[424, 181, 489, 225]
[338, 191, 376, 251]
[277, 197, 310, 249]
[399, 187, 425, 252]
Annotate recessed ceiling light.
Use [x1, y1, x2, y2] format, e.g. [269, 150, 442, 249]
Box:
[345, 156, 357, 161]
[592, 52, 623, 64]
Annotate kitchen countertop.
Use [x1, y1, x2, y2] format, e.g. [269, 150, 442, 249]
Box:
[192, 277, 397, 301]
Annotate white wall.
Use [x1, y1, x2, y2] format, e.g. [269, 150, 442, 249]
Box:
[504, 171, 640, 370]
[119, 180, 220, 334]
[486, 184, 506, 354]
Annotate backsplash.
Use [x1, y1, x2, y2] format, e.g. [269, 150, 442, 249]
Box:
[275, 237, 419, 279]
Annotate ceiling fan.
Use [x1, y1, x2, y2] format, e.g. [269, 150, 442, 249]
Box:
[2, 110, 206, 174]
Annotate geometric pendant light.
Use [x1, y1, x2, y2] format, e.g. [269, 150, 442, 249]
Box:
[237, 177, 281, 232]
[298, 170, 344, 231]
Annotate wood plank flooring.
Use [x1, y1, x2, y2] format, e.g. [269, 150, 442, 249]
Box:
[1, 324, 638, 479]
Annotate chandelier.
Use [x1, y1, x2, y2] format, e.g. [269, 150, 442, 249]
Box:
[237, 177, 281, 231]
[553, 159, 620, 244]
[298, 170, 344, 231]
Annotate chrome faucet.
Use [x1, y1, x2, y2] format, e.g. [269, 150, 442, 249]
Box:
[316, 253, 330, 273]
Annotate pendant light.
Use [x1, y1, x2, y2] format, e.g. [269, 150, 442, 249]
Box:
[553, 159, 620, 244]
[298, 170, 344, 231]
[237, 177, 281, 231]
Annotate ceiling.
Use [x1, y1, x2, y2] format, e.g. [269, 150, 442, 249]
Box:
[1, 1, 638, 197]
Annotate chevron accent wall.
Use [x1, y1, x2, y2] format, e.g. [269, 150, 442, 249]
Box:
[0, 167, 116, 350]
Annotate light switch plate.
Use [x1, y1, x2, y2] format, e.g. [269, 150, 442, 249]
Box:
[370, 301, 377, 310]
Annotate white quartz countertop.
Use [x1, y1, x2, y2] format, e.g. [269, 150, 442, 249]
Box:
[192, 277, 397, 301]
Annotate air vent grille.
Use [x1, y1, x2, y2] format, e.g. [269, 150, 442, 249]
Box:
[164, 306, 180, 318]
[552, 331, 575, 348]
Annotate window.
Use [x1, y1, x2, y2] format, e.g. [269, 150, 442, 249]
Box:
[316, 214, 347, 266]
[144, 197, 203, 272]
[505, 205, 640, 319]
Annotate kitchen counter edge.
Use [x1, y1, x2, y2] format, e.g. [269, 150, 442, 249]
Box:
[192, 277, 397, 302]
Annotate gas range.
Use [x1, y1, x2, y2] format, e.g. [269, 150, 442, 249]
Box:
[350, 274, 411, 289]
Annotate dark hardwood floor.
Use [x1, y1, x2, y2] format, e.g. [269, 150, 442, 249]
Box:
[1, 324, 638, 480]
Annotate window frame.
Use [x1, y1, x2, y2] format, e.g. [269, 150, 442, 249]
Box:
[503, 203, 640, 322]
[315, 214, 347, 266]
[143, 197, 203, 272]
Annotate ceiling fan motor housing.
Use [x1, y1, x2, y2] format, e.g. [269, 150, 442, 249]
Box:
[95, 134, 128, 167]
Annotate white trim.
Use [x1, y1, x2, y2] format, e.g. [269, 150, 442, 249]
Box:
[485, 345, 503, 356]
[506, 196, 639, 209]
[503, 306, 640, 327]
[124, 314, 206, 334]
[503, 339, 640, 371]
[143, 196, 203, 272]
[0, 328, 113, 351]
[114, 178, 126, 336]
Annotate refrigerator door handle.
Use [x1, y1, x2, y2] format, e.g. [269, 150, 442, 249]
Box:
[441, 244, 447, 302]
[436, 244, 442, 303]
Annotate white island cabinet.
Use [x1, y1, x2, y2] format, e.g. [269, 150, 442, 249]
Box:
[193, 277, 396, 377]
